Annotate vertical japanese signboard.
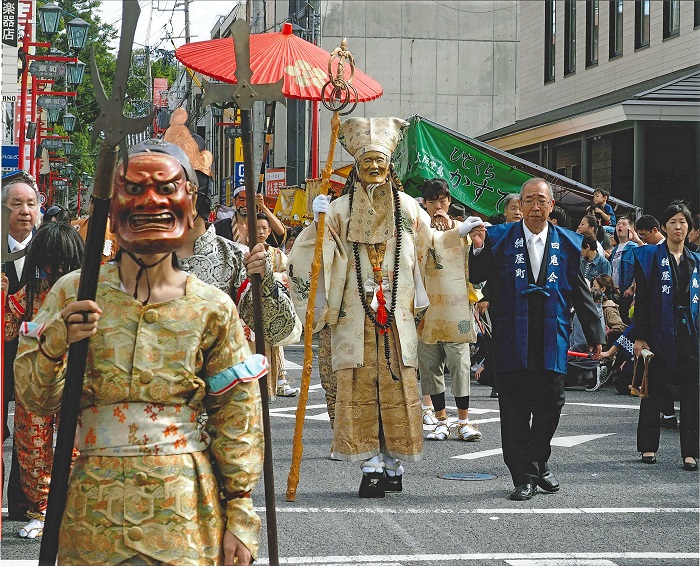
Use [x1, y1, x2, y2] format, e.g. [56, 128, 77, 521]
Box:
[234, 137, 244, 189]
[265, 167, 285, 209]
[2, 0, 18, 47]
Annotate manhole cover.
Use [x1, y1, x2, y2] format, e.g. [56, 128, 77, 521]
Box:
[438, 472, 497, 481]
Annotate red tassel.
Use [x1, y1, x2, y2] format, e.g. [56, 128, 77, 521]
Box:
[376, 282, 388, 333]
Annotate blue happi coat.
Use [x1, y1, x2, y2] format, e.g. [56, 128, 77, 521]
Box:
[633, 243, 700, 372]
[478, 221, 588, 375]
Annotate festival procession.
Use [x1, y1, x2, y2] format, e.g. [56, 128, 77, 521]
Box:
[1, 1, 699, 565]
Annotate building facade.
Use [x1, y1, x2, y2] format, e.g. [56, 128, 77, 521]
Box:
[479, 0, 700, 214]
[193, 0, 520, 203]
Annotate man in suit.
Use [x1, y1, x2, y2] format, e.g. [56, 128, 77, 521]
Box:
[469, 177, 604, 501]
[2, 171, 40, 518]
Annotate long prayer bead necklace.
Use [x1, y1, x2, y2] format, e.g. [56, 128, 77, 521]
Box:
[349, 180, 403, 381]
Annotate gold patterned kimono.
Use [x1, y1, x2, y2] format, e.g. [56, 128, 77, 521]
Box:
[288, 190, 471, 462]
[14, 263, 264, 565]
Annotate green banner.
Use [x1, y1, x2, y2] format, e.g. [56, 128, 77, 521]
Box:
[394, 117, 531, 217]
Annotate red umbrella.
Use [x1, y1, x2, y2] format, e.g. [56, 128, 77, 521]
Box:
[175, 22, 383, 102]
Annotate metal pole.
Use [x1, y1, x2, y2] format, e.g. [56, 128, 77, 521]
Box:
[38, 146, 116, 565]
[18, 20, 31, 170]
[184, 0, 192, 113]
[241, 108, 280, 566]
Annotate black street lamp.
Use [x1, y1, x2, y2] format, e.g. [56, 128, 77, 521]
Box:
[46, 107, 62, 125]
[38, 2, 62, 37]
[67, 18, 90, 52]
[63, 163, 75, 179]
[66, 59, 86, 85]
[62, 111, 76, 133]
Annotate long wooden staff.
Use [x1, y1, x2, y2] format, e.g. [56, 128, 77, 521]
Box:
[39, 2, 155, 564]
[286, 111, 340, 501]
[286, 37, 360, 502]
[202, 18, 286, 566]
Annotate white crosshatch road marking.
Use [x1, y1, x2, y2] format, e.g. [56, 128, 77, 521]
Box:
[506, 561, 619, 565]
[451, 433, 616, 460]
[3, 554, 697, 565]
[248, 552, 698, 565]
[254, 506, 698, 515]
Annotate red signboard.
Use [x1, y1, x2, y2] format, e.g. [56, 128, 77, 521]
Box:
[264, 168, 286, 209]
[152, 78, 169, 134]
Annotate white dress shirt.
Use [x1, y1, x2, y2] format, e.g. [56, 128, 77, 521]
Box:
[8, 233, 32, 282]
[522, 222, 548, 281]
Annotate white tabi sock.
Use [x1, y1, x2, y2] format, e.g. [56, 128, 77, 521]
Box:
[361, 454, 384, 474]
[383, 455, 404, 477]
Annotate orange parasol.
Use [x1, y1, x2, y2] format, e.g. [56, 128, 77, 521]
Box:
[175, 22, 383, 103]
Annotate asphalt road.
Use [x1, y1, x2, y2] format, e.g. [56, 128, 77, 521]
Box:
[2, 343, 699, 565]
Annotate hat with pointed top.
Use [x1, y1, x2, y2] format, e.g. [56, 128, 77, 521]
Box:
[338, 117, 408, 160]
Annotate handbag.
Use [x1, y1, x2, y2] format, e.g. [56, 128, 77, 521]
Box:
[629, 348, 653, 398]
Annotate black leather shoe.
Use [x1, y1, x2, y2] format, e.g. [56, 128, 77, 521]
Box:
[641, 453, 657, 464]
[537, 470, 560, 493]
[509, 484, 536, 501]
[660, 416, 678, 429]
[683, 458, 698, 471]
[358, 472, 385, 498]
[382, 472, 403, 493]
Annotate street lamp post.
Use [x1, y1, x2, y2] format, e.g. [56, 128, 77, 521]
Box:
[17, 1, 89, 172]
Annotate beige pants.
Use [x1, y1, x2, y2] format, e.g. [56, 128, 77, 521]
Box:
[417, 340, 471, 398]
[332, 317, 423, 463]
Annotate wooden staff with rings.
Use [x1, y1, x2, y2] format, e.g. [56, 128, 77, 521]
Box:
[286, 42, 358, 501]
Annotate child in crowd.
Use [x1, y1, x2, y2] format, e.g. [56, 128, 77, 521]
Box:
[588, 188, 616, 235]
[592, 274, 627, 348]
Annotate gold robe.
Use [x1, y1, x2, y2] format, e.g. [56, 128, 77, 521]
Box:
[14, 264, 263, 565]
[288, 190, 472, 461]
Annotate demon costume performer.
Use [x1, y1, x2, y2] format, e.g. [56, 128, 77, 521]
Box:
[165, 109, 301, 351]
[14, 140, 266, 566]
[288, 117, 480, 497]
[163, 110, 301, 405]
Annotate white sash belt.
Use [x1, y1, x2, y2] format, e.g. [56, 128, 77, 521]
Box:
[77, 402, 210, 456]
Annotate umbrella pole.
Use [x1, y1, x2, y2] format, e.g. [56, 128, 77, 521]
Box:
[311, 101, 320, 178]
[286, 110, 341, 502]
[256, 101, 276, 194]
[241, 107, 280, 566]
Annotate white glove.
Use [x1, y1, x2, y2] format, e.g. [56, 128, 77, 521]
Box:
[312, 194, 330, 221]
[459, 216, 484, 237]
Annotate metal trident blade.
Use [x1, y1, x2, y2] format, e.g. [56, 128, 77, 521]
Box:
[90, 0, 156, 153]
[201, 19, 286, 110]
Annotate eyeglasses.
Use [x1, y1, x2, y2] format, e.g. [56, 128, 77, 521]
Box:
[521, 198, 552, 208]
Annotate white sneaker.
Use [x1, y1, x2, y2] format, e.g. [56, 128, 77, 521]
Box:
[426, 419, 450, 440]
[451, 422, 482, 441]
[422, 406, 439, 426]
[277, 381, 300, 397]
[585, 368, 604, 392]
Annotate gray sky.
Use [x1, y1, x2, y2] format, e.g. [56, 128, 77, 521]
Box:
[97, 0, 237, 51]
